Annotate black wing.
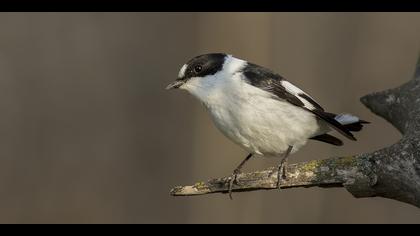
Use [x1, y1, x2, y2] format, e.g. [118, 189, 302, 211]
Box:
[242, 63, 356, 141]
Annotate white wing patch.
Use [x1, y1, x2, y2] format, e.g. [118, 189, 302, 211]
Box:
[280, 80, 317, 110]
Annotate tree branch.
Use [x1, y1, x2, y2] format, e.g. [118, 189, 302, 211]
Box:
[171, 56, 420, 208]
[170, 155, 376, 196]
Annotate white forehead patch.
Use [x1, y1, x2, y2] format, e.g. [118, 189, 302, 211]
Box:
[178, 64, 187, 78]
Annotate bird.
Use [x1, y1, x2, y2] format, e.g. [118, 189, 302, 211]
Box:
[166, 53, 369, 199]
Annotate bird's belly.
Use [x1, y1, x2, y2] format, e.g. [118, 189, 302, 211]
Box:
[207, 98, 321, 157]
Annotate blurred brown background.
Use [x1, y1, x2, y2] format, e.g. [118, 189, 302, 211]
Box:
[0, 12, 419, 223]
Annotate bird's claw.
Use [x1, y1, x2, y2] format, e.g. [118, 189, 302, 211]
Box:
[276, 162, 288, 189]
[227, 169, 241, 200]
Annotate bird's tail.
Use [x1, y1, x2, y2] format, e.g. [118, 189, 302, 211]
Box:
[334, 113, 370, 132]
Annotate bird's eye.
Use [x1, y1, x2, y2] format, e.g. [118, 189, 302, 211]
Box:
[194, 65, 202, 73]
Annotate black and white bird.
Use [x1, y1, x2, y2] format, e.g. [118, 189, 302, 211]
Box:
[167, 53, 369, 199]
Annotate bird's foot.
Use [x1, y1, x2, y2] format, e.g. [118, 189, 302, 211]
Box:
[276, 161, 288, 189]
[227, 169, 241, 200]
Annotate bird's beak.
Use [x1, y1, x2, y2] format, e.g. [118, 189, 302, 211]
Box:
[166, 80, 185, 90]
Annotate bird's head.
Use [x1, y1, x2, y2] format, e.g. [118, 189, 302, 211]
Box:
[166, 53, 227, 91]
[166, 53, 246, 100]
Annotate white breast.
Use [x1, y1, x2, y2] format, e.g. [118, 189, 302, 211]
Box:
[203, 73, 322, 157]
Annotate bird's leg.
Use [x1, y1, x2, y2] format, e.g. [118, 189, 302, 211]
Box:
[228, 153, 253, 200]
[277, 145, 293, 189]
